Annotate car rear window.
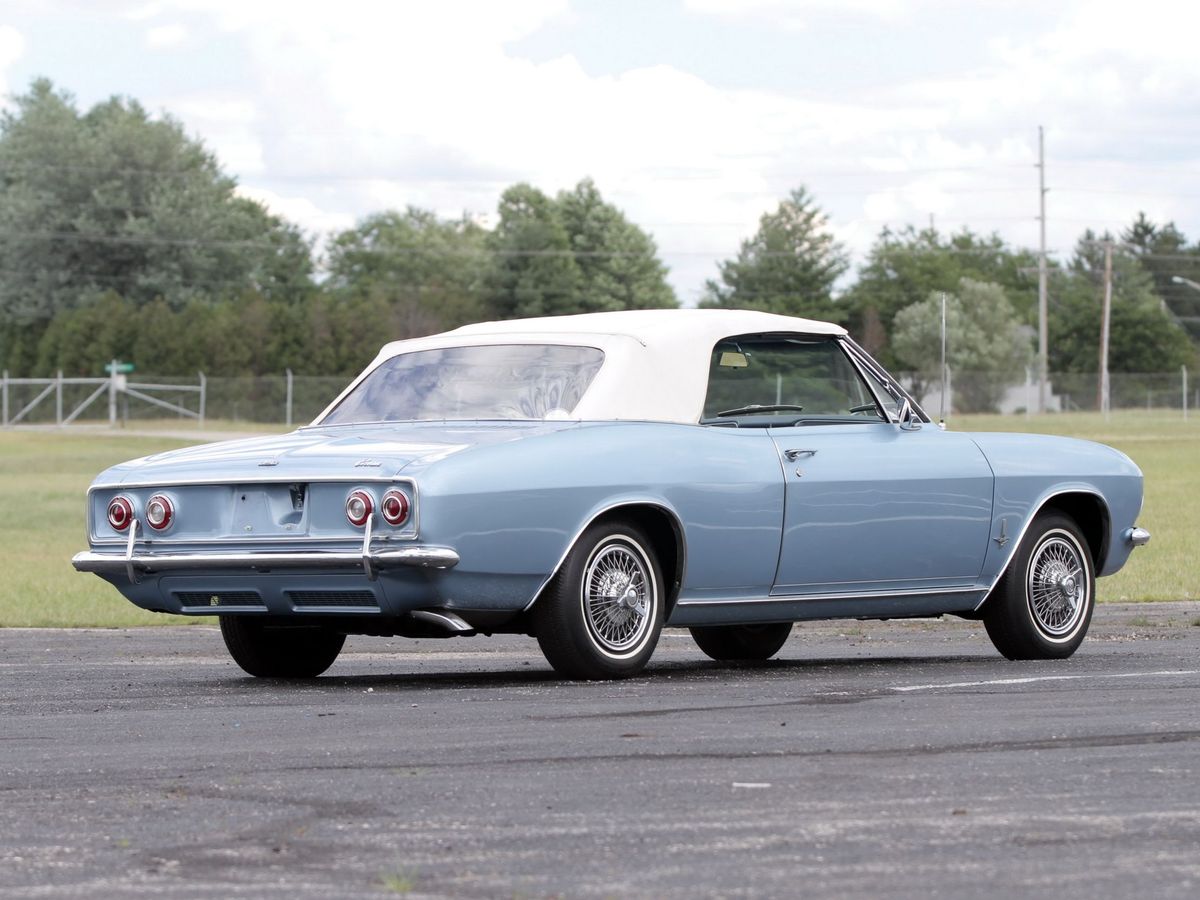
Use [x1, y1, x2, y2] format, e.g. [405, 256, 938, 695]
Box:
[321, 344, 605, 424]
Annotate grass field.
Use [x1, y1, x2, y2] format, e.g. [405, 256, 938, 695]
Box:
[1, 412, 1196, 627]
[953, 411, 1198, 605]
[0, 424, 279, 627]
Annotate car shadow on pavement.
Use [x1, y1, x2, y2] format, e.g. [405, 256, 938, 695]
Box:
[214, 651, 1012, 692]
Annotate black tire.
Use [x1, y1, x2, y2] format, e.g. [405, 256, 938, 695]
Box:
[219, 617, 345, 678]
[689, 622, 793, 661]
[533, 520, 665, 680]
[983, 513, 1095, 660]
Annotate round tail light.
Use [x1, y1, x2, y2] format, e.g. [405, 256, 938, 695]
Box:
[146, 494, 174, 531]
[381, 489, 410, 526]
[106, 496, 134, 532]
[346, 490, 373, 527]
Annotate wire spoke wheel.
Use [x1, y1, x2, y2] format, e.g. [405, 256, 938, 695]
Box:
[533, 520, 665, 679]
[1027, 535, 1088, 637]
[583, 539, 654, 655]
[984, 513, 1095, 660]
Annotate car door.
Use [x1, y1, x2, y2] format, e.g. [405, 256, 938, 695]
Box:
[699, 332, 992, 600]
[768, 422, 993, 596]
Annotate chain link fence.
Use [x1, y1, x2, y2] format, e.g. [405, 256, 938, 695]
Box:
[1, 372, 346, 427]
[1, 368, 1193, 426]
[897, 368, 1194, 417]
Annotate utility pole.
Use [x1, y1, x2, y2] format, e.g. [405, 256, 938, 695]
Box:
[1098, 241, 1113, 417]
[1036, 125, 1049, 414]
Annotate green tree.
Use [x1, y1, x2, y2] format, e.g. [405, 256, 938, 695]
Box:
[844, 226, 1038, 368]
[325, 207, 489, 334]
[700, 187, 847, 321]
[892, 278, 1034, 413]
[481, 179, 675, 319]
[1121, 213, 1200, 343]
[483, 183, 582, 319]
[1049, 231, 1193, 375]
[0, 80, 313, 350]
[32, 292, 139, 376]
[556, 178, 676, 312]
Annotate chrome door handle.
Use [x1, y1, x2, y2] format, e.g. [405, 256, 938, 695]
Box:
[783, 448, 817, 461]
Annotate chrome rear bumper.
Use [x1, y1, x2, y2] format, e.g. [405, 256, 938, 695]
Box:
[72, 545, 460, 581]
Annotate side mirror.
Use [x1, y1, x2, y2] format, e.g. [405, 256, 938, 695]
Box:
[897, 398, 922, 431]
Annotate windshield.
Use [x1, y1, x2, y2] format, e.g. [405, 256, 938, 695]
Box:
[701, 334, 887, 426]
[320, 344, 606, 424]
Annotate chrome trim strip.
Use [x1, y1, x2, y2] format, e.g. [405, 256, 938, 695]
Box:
[971, 487, 1108, 612]
[89, 534, 415, 547]
[675, 585, 982, 607]
[1126, 526, 1151, 547]
[88, 475, 416, 490]
[71, 545, 460, 575]
[409, 609, 475, 633]
[837, 339, 895, 423]
[840, 336, 931, 423]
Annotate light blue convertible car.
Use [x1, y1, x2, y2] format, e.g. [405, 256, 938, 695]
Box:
[73, 309, 1150, 679]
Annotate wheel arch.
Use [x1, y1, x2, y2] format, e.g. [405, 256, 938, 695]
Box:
[1039, 491, 1110, 572]
[976, 487, 1110, 615]
[525, 501, 687, 620]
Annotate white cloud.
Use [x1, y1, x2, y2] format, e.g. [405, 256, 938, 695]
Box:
[145, 23, 187, 48]
[0, 24, 26, 103]
[235, 184, 354, 237]
[685, 0, 914, 18]
[44, 0, 1198, 302]
[169, 94, 263, 175]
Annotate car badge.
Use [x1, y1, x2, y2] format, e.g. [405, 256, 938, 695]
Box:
[993, 518, 1009, 547]
[354, 459, 383, 468]
[258, 459, 279, 467]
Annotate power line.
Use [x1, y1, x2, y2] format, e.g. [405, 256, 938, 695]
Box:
[1, 226, 1195, 262]
[2, 159, 1036, 181]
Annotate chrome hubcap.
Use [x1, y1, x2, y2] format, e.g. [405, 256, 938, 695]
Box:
[1027, 534, 1088, 637]
[583, 539, 654, 654]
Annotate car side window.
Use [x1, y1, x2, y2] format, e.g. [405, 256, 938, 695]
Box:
[857, 362, 901, 419]
[701, 334, 887, 425]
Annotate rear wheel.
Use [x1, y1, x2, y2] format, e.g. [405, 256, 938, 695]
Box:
[983, 513, 1095, 660]
[219, 617, 345, 678]
[689, 622, 793, 661]
[533, 520, 664, 680]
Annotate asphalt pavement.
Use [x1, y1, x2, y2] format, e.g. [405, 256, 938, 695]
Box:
[2, 603, 1199, 899]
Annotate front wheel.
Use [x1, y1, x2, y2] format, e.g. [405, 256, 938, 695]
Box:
[983, 513, 1095, 660]
[220, 617, 345, 678]
[689, 622, 793, 661]
[533, 520, 664, 679]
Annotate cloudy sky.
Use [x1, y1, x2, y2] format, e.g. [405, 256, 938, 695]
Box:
[2, 0, 1199, 303]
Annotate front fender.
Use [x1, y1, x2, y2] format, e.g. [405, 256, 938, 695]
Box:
[970, 433, 1144, 591]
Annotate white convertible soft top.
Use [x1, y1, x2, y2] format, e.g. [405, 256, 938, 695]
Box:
[325, 309, 847, 425]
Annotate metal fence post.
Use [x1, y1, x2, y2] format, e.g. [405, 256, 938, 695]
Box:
[198, 372, 207, 428]
[286, 368, 293, 428]
[1184, 365, 1189, 422]
[108, 360, 118, 426]
[56, 371, 63, 425]
[2, 370, 7, 427]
